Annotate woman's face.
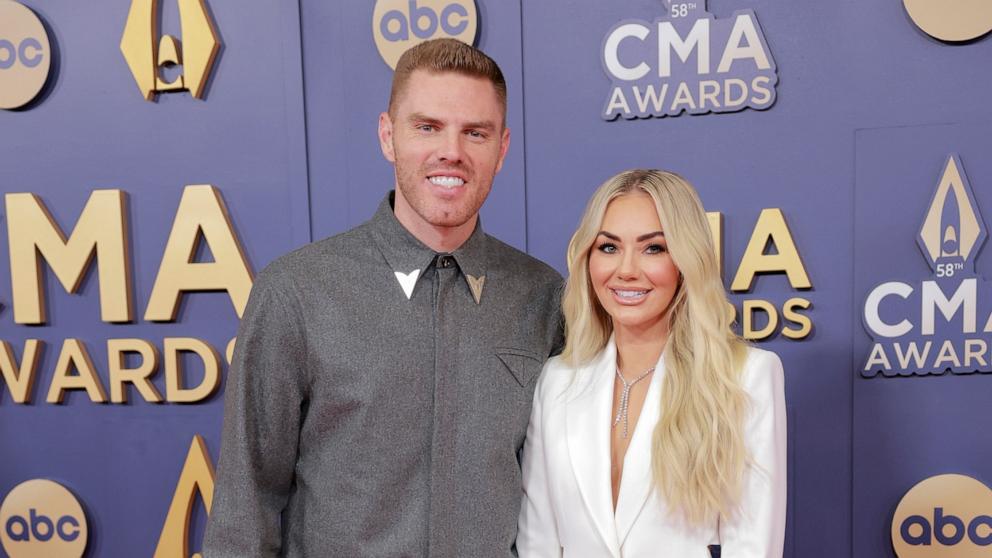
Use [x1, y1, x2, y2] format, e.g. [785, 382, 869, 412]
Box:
[588, 192, 681, 338]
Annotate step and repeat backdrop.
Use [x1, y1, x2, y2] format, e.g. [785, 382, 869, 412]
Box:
[1, 0, 990, 556]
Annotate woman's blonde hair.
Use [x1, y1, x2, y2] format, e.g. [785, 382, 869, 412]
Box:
[561, 169, 749, 524]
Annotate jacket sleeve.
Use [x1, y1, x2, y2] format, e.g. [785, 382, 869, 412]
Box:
[517, 367, 564, 558]
[203, 267, 309, 557]
[719, 350, 788, 557]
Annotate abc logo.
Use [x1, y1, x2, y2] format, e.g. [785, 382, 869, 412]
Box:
[892, 474, 992, 557]
[0, 0, 52, 109]
[904, 0, 992, 42]
[372, 0, 478, 69]
[0, 479, 87, 558]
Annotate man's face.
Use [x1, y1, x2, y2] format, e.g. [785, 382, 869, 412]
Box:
[378, 70, 510, 240]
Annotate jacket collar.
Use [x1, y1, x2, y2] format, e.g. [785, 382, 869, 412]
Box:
[616, 349, 664, 548]
[370, 192, 489, 303]
[565, 340, 619, 556]
[565, 336, 665, 556]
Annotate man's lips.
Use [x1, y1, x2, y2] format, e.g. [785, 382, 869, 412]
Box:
[428, 175, 465, 188]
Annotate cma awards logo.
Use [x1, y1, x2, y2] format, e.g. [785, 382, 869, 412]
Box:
[892, 474, 992, 557]
[600, 0, 778, 121]
[0, 479, 88, 558]
[120, 0, 221, 101]
[372, 0, 478, 70]
[0, 0, 52, 110]
[904, 0, 992, 42]
[862, 154, 992, 377]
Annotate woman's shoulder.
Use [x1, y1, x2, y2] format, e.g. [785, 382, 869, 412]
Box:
[534, 353, 588, 404]
[541, 354, 574, 375]
[740, 345, 785, 394]
[536, 354, 575, 390]
[743, 345, 783, 369]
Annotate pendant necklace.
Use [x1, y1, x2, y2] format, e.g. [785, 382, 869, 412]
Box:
[613, 365, 655, 438]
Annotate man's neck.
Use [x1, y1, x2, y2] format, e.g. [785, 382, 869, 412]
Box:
[394, 206, 476, 253]
[412, 222, 475, 253]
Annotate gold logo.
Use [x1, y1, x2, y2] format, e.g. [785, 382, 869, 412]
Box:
[0, 479, 88, 558]
[466, 273, 485, 305]
[120, 0, 221, 100]
[372, 0, 478, 69]
[0, 0, 52, 110]
[153, 435, 215, 558]
[892, 474, 992, 557]
[917, 155, 986, 274]
[904, 0, 992, 42]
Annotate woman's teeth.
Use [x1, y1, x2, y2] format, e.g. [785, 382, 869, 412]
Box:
[613, 289, 647, 299]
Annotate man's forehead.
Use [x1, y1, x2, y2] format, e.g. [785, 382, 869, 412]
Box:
[393, 70, 505, 116]
[393, 69, 506, 124]
[404, 69, 499, 95]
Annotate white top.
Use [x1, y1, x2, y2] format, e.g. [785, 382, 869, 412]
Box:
[517, 341, 787, 558]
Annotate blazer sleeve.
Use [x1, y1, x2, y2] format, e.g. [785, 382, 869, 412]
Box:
[517, 367, 564, 558]
[719, 349, 787, 557]
[202, 267, 309, 557]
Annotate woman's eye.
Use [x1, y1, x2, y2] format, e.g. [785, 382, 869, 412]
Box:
[596, 243, 618, 254]
[645, 243, 667, 254]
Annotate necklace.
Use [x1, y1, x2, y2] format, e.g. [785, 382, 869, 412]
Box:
[613, 365, 655, 438]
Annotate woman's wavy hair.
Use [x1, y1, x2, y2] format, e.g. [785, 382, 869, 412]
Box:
[561, 169, 750, 524]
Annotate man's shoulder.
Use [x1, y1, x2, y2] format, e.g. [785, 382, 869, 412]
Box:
[255, 224, 375, 288]
[483, 234, 562, 285]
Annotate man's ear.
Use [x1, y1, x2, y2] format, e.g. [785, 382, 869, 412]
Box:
[494, 126, 510, 173]
[378, 112, 395, 162]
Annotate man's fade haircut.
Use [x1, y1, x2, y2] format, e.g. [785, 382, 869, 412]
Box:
[388, 38, 507, 124]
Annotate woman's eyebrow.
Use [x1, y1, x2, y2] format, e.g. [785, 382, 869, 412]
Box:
[596, 231, 665, 242]
[637, 231, 664, 242]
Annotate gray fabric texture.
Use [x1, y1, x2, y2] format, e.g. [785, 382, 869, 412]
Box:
[203, 193, 564, 557]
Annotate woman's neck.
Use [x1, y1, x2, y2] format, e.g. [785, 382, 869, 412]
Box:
[614, 322, 669, 376]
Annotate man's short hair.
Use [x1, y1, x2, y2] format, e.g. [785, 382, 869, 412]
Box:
[388, 38, 507, 121]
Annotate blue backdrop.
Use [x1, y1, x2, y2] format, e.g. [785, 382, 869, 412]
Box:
[2, 0, 991, 556]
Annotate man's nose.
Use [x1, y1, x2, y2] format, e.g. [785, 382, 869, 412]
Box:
[436, 130, 465, 163]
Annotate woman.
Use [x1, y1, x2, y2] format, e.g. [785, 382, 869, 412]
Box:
[518, 170, 786, 557]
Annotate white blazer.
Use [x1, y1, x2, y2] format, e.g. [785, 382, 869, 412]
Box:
[517, 341, 787, 558]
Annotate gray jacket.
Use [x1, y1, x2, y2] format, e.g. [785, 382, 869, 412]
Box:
[204, 194, 563, 557]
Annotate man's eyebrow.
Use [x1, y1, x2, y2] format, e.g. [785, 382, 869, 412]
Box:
[407, 113, 442, 125]
[464, 120, 497, 132]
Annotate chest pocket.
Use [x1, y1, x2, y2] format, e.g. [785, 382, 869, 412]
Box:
[495, 347, 544, 387]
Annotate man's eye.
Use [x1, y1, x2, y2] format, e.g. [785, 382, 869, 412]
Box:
[467, 130, 485, 139]
[596, 243, 617, 254]
[417, 124, 435, 132]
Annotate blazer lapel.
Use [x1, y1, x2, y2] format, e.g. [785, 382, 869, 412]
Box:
[615, 353, 665, 548]
[565, 342, 621, 558]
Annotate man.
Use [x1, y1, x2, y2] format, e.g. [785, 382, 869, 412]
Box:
[203, 39, 563, 557]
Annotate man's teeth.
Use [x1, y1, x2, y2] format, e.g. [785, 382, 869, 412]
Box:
[429, 176, 465, 188]
[614, 289, 647, 299]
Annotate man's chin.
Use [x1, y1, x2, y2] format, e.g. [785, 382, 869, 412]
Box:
[425, 213, 475, 229]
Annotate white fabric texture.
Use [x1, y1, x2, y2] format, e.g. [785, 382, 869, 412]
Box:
[518, 342, 787, 558]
